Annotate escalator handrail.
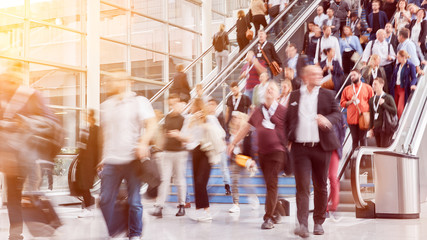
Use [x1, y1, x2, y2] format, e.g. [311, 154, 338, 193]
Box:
[149, 23, 237, 103]
[350, 64, 427, 209]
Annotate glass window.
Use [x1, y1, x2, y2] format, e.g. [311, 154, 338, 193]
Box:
[169, 26, 198, 59]
[0, 0, 25, 17]
[169, 57, 195, 88]
[131, 14, 166, 52]
[100, 4, 127, 42]
[168, 0, 199, 31]
[130, 46, 165, 82]
[100, 39, 127, 71]
[0, 14, 24, 57]
[30, 0, 84, 32]
[131, 81, 164, 109]
[132, 0, 165, 20]
[29, 23, 83, 67]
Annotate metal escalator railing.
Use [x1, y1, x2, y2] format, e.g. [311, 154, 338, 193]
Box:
[149, 23, 237, 103]
[350, 65, 427, 209]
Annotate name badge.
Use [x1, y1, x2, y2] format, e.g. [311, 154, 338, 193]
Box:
[257, 53, 262, 58]
[262, 119, 276, 129]
[374, 113, 379, 120]
[355, 98, 360, 104]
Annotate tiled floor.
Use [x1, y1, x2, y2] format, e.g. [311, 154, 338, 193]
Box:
[1, 201, 427, 240]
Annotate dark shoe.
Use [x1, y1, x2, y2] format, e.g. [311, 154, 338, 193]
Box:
[225, 184, 231, 195]
[176, 205, 185, 216]
[261, 218, 275, 229]
[150, 206, 162, 218]
[294, 224, 309, 238]
[313, 223, 324, 235]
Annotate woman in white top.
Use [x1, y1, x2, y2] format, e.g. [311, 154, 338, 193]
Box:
[394, 0, 411, 31]
[408, 9, 427, 54]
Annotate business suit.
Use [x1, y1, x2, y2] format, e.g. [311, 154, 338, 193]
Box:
[386, 33, 399, 53]
[322, 17, 341, 38]
[285, 87, 341, 228]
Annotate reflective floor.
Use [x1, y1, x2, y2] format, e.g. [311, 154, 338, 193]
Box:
[0, 200, 427, 240]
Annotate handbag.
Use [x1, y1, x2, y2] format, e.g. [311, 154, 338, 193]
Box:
[321, 78, 335, 90]
[261, 48, 282, 76]
[382, 108, 398, 134]
[356, 103, 370, 130]
[246, 29, 254, 40]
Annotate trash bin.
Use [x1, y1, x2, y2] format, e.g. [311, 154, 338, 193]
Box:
[373, 151, 420, 219]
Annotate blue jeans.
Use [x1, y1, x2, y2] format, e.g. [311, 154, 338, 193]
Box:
[99, 163, 142, 238]
[219, 152, 231, 185]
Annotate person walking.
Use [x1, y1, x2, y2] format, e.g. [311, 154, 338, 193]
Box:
[213, 24, 230, 73]
[236, 10, 252, 52]
[170, 64, 191, 103]
[250, 0, 268, 35]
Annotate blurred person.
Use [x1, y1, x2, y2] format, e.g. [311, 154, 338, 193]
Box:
[320, 48, 344, 93]
[368, 78, 398, 147]
[252, 72, 270, 106]
[314, 25, 342, 66]
[179, 98, 226, 221]
[348, 12, 367, 38]
[394, 0, 412, 31]
[99, 70, 157, 240]
[225, 81, 251, 124]
[254, 29, 283, 78]
[206, 98, 231, 195]
[422, 0, 427, 9]
[285, 65, 341, 237]
[250, 0, 268, 35]
[367, 0, 389, 40]
[76, 109, 99, 218]
[340, 69, 374, 150]
[390, 50, 418, 118]
[382, 0, 398, 23]
[278, 79, 292, 107]
[314, 6, 328, 29]
[284, 43, 300, 77]
[195, 83, 209, 102]
[361, 54, 388, 92]
[239, 50, 267, 101]
[227, 111, 258, 213]
[228, 81, 287, 230]
[236, 10, 252, 52]
[329, 0, 351, 36]
[339, 26, 363, 74]
[0, 61, 58, 240]
[385, 22, 399, 53]
[306, 25, 322, 64]
[213, 24, 230, 73]
[284, 67, 302, 91]
[267, 0, 281, 36]
[408, 8, 427, 54]
[151, 94, 188, 218]
[408, 3, 420, 19]
[170, 64, 191, 103]
[397, 28, 424, 75]
[362, 29, 396, 84]
[323, 8, 341, 38]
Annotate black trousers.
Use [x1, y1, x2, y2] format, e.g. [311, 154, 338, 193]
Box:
[349, 124, 368, 150]
[383, 63, 394, 94]
[292, 143, 331, 227]
[374, 128, 393, 147]
[237, 34, 249, 52]
[258, 151, 283, 220]
[252, 15, 267, 36]
[192, 146, 211, 209]
[342, 50, 355, 74]
[81, 189, 95, 208]
[6, 174, 25, 240]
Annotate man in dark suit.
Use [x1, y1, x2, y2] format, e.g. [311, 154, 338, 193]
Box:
[366, 0, 388, 40]
[322, 8, 341, 38]
[253, 29, 283, 78]
[285, 65, 341, 238]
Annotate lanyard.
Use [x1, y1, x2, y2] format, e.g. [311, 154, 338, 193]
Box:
[372, 67, 378, 79]
[258, 41, 267, 52]
[262, 101, 278, 121]
[232, 95, 242, 111]
[352, 83, 363, 105]
[373, 93, 385, 113]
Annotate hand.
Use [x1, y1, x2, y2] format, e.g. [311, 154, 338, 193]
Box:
[167, 129, 181, 139]
[367, 28, 372, 33]
[411, 85, 417, 91]
[246, 51, 254, 61]
[227, 143, 235, 157]
[387, 55, 393, 61]
[379, 98, 385, 105]
[279, 67, 283, 73]
[323, 66, 328, 72]
[96, 163, 104, 173]
[316, 114, 332, 130]
[137, 143, 150, 159]
[368, 129, 374, 138]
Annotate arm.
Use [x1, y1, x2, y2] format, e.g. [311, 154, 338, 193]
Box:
[381, 95, 398, 115]
[368, 99, 374, 129]
[353, 36, 364, 54]
[253, 57, 267, 74]
[382, 12, 389, 26]
[227, 122, 251, 156]
[410, 63, 418, 87]
[270, 43, 283, 66]
[322, 92, 342, 128]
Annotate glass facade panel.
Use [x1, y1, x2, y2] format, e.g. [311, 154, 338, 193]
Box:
[30, 0, 84, 31]
[131, 14, 166, 52]
[169, 26, 198, 59]
[168, 0, 199, 31]
[0, 0, 25, 17]
[130, 46, 164, 82]
[132, 0, 165, 20]
[0, 14, 24, 56]
[100, 39, 127, 71]
[100, 4, 127, 42]
[132, 81, 164, 109]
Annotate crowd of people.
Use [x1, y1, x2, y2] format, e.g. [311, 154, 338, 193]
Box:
[0, 1, 425, 240]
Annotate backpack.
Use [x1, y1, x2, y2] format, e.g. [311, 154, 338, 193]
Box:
[214, 32, 227, 52]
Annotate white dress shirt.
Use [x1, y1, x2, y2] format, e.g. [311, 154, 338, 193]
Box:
[361, 39, 396, 66]
[295, 85, 320, 143]
[314, 13, 328, 28]
[314, 35, 342, 66]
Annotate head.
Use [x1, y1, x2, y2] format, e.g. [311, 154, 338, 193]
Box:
[168, 93, 182, 112]
[286, 43, 298, 59]
[372, 0, 381, 11]
[219, 24, 225, 32]
[176, 64, 185, 72]
[308, 22, 315, 32]
[264, 81, 280, 104]
[284, 67, 294, 79]
[237, 10, 245, 19]
[104, 70, 131, 96]
[398, 28, 410, 42]
[323, 48, 335, 59]
[259, 72, 269, 83]
[342, 26, 353, 37]
[230, 81, 240, 96]
[417, 9, 426, 20]
[246, 50, 255, 62]
[281, 79, 292, 96]
[368, 54, 381, 67]
[350, 12, 358, 21]
[301, 65, 323, 88]
[408, 4, 419, 14]
[190, 98, 207, 122]
[327, 8, 334, 18]
[397, 50, 409, 64]
[372, 77, 385, 94]
[376, 29, 386, 42]
[0, 61, 24, 95]
[258, 29, 267, 43]
[317, 6, 324, 15]
[206, 97, 219, 115]
[398, 0, 407, 10]
[385, 23, 394, 34]
[195, 83, 203, 96]
[313, 25, 322, 36]
[350, 69, 361, 84]
[323, 25, 332, 37]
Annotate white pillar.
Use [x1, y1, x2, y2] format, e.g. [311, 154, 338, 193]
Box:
[87, 0, 100, 117]
[202, 0, 212, 80]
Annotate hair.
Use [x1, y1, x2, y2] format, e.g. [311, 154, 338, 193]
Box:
[287, 43, 297, 50]
[190, 98, 207, 123]
[399, 28, 410, 39]
[176, 64, 185, 72]
[374, 77, 385, 85]
[372, 0, 381, 6]
[342, 26, 353, 37]
[417, 8, 426, 18]
[327, 8, 334, 13]
[230, 81, 239, 88]
[398, 49, 410, 58]
[237, 10, 245, 19]
[323, 47, 333, 55]
[219, 24, 225, 32]
[323, 25, 331, 31]
[282, 79, 293, 92]
[376, 29, 386, 37]
[408, 3, 419, 13]
[317, 6, 324, 11]
[350, 68, 361, 75]
[168, 93, 180, 100]
[258, 29, 266, 34]
[195, 83, 203, 90]
[368, 54, 380, 66]
[350, 12, 358, 18]
[397, 0, 408, 10]
[207, 97, 218, 105]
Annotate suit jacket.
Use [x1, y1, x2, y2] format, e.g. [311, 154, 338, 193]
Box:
[322, 17, 341, 38]
[285, 87, 341, 152]
[253, 41, 283, 67]
[390, 60, 417, 104]
[367, 11, 388, 40]
[387, 33, 399, 53]
[408, 19, 427, 53]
